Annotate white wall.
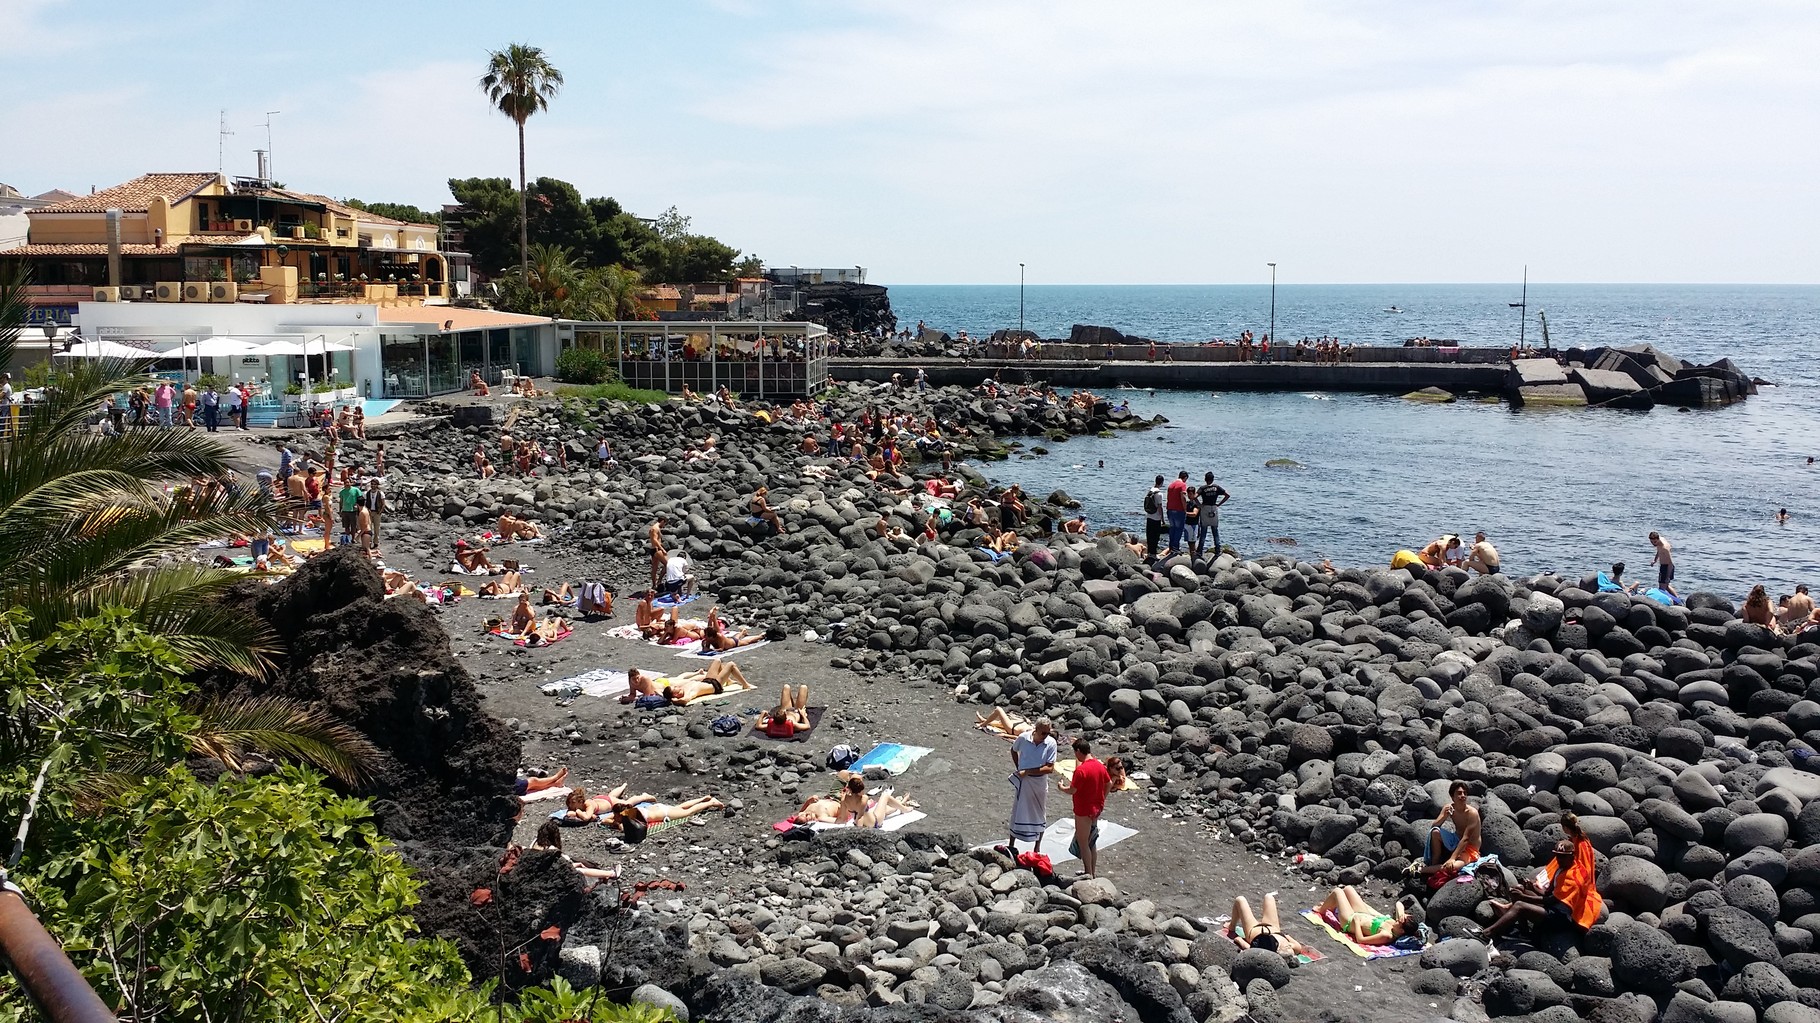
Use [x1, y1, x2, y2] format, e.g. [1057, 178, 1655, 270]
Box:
[75, 301, 387, 396]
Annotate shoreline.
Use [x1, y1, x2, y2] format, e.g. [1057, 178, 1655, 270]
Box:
[228, 381, 1820, 1022]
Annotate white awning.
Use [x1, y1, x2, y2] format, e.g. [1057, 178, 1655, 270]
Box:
[186, 336, 262, 358]
[53, 339, 160, 359]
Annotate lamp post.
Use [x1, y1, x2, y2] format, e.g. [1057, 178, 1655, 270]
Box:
[1266, 262, 1277, 345]
[1018, 263, 1025, 335]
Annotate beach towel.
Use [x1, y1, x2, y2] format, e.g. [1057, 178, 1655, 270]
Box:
[679, 638, 772, 658]
[541, 669, 628, 699]
[974, 547, 1013, 563]
[1299, 910, 1423, 959]
[1009, 774, 1048, 844]
[850, 743, 933, 776]
[477, 590, 528, 600]
[652, 593, 701, 609]
[771, 790, 927, 833]
[750, 707, 825, 741]
[1643, 587, 1682, 607]
[976, 817, 1138, 867]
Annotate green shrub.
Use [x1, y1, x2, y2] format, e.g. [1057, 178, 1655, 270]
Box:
[555, 346, 613, 385]
[556, 382, 669, 404]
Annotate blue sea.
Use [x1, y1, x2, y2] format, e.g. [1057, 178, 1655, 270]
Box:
[887, 284, 1820, 600]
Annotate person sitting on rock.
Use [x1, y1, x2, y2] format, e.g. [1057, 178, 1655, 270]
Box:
[1602, 562, 1641, 594]
[1418, 535, 1463, 569]
[1316, 886, 1416, 946]
[1779, 585, 1814, 630]
[1742, 584, 1779, 631]
[1463, 531, 1500, 575]
[985, 527, 1020, 555]
[454, 539, 498, 574]
[1062, 515, 1088, 535]
[749, 487, 786, 534]
[1483, 813, 1604, 940]
[530, 821, 618, 887]
[760, 684, 812, 737]
[1228, 893, 1311, 958]
[480, 570, 526, 598]
[1412, 781, 1481, 878]
[800, 434, 821, 454]
[608, 795, 725, 841]
[496, 513, 539, 541]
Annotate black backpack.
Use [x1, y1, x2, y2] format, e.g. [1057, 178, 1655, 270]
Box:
[1142, 489, 1159, 514]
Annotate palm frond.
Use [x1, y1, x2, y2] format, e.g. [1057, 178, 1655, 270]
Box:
[187, 696, 380, 784]
[0, 261, 29, 367]
[16, 567, 279, 677]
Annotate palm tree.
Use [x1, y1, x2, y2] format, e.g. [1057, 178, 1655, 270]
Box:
[0, 265, 377, 791]
[480, 43, 564, 276]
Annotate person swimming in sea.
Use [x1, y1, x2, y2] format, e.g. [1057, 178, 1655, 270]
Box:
[1777, 508, 1790, 525]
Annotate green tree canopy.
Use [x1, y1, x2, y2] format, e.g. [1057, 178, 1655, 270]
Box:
[447, 177, 521, 275]
[345, 198, 442, 227]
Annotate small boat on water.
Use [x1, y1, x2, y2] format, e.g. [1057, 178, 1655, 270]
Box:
[1384, 306, 1404, 314]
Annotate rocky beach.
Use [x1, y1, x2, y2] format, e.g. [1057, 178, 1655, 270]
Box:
[229, 380, 1820, 1023]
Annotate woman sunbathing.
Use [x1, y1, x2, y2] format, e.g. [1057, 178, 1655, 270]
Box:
[1316, 886, 1416, 946]
[1228, 893, 1311, 957]
[453, 540, 497, 573]
[521, 616, 571, 646]
[976, 707, 1032, 740]
[760, 684, 811, 736]
[479, 570, 526, 597]
[791, 795, 845, 825]
[609, 796, 725, 840]
[701, 608, 765, 651]
[660, 662, 756, 704]
[655, 610, 707, 645]
[541, 581, 576, 605]
[559, 784, 655, 824]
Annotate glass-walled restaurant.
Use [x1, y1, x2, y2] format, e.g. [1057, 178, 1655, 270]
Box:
[558, 321, 830, 398]
[380, 325, 548, 398]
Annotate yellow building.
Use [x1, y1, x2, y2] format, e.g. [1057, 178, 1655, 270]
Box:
[1, 172, 450, 324]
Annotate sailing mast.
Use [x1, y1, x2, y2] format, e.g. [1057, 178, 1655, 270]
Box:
[1508, 265, 1528, 352]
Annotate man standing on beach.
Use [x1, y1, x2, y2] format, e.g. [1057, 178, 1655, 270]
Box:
[1194, 472, 1231, 559]
[1142, 475, 1165, 558]
[336, 476, 363, 546]
[649, 516, 668, 593]
[1008, 717, 1057, 854]
[1649, 531, 1676, 597]
[1059, 736, 1111, 878]
[1165, 471, 1190, 555]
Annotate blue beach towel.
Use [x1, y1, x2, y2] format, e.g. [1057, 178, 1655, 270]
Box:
[850, 743, 934, 776]
[653, 593, 701, 609]
[974, 547, 1012, 563]
[1643, 587, 1683, 606]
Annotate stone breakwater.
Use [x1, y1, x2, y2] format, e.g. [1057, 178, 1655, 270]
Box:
[289, 384, 1820, 1023]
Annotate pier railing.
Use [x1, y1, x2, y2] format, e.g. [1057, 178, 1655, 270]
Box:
[974, 342, 1510, 365]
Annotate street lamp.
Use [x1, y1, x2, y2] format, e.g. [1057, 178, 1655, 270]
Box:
[1266, 262, 1277, 345]
[1018, 263, 1026, 335]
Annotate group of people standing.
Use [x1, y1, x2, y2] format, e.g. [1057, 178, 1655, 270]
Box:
[1142, 471, 1231, 561]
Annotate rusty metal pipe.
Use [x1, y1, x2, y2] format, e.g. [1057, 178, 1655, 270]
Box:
[0, 885, 118, 1023]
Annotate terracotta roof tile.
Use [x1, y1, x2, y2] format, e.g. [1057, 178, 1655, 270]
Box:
[3, 243, 183, 256]
[35, 173, 219, 214]
[377, 306, 552, 330]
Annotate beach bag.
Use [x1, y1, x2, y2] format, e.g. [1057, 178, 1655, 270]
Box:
[826, 744, 860, 771]
[1015, 851, 1057, 885]
[633, 693, 669, 710]
[764, 716, 796, 739]
[766, 625, 787, 642]
[710, 714, 742, 737]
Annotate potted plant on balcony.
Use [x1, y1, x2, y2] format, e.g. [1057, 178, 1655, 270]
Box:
[282, 383, 303, 410]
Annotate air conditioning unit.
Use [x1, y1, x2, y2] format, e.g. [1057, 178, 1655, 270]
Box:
[233, 218, 253, 232]
[92, 286, 120, 302]
[210, 281, 239, 303]
[183, 282, 208, 302]
[291, 226, 305, 240]
[118, 285, 144, 301]
[155, 282, 183, 302]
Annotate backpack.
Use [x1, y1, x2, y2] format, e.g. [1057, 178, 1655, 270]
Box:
[633, 693, 669, 710]
[710, 714, 742, 736]
[826, 744, 859, 771]
[1142, 488, 1159, 514]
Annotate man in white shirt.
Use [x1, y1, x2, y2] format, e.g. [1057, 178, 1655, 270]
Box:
[664, 552, 693, 597]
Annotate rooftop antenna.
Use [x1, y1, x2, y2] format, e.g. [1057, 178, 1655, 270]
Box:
[217, 109, 235, 175]
[262, 111, 280, 183]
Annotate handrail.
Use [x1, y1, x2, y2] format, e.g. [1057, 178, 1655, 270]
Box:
[0, 881, 119, 1023]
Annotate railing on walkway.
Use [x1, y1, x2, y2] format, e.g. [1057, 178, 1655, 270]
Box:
[970, 342, 1510, 365]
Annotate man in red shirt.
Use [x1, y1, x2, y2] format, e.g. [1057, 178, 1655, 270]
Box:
[1164, 470, 1190, 556]
[1060, 736, 1112, 878]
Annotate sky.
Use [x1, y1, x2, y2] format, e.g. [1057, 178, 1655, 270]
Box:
[5, 0, 1817, 285]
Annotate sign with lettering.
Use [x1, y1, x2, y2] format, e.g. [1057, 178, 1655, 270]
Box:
[25, 305, 75, 326]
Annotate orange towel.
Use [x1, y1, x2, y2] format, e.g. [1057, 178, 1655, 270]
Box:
[1545, 839, 1604, 929]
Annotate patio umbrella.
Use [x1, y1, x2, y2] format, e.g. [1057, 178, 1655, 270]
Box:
[188, 336, 261, 358]
[53, 339, 159, 359]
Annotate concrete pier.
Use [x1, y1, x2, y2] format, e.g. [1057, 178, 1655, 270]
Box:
[830, 357, 1509, 394]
